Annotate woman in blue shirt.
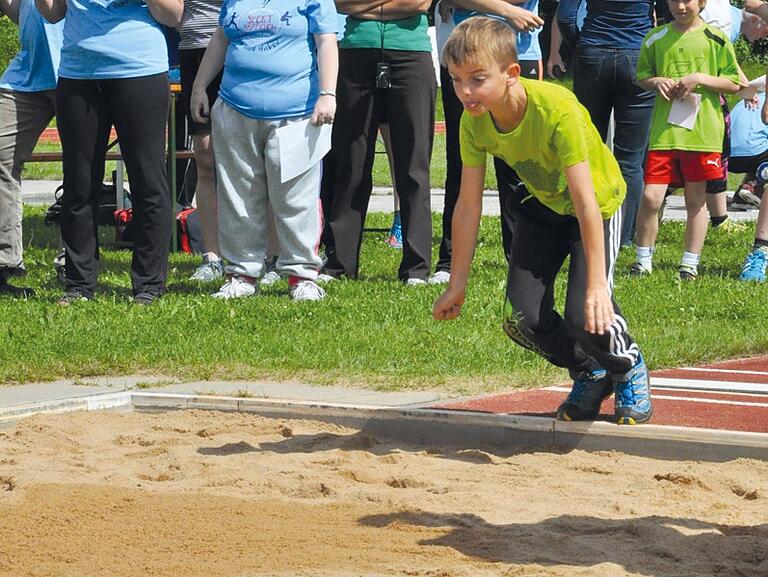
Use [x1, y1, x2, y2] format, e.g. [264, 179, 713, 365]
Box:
[36, 0, 183, 305]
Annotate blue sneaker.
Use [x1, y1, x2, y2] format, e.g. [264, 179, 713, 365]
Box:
[613, 355, 652, 425]
[739, 249, 767, 282]
[386, 216, 403, 250]
[557, 367, 613, 421]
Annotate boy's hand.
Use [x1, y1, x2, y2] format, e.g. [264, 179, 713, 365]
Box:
[655, 78, 678, 101]
[584, 285, 615, 335]
[672, 74, 700, 99]
[433, 286, 465, 320]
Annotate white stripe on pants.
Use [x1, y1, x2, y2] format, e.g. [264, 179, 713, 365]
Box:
[212, 100, 322, 280]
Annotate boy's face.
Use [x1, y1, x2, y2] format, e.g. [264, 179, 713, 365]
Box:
[667, 0, 703, 25]
[447, 59, 521, 116]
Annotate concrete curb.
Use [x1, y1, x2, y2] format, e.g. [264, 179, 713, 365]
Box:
[2, 391, 766, 461]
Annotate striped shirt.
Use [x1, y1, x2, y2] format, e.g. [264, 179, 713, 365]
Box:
[179, 0, 223, 50]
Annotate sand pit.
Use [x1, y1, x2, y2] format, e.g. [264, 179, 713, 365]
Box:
[0, 409, 766, 577]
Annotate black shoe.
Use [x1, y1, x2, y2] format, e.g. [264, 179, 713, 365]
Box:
[133, 292, 160, 306]
[0, 278, 35, 298]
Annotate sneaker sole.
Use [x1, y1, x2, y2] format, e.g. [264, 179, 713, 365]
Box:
[616, 411, 653, 425]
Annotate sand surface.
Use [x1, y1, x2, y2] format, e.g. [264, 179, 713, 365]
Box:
[0, 409, 766, 577]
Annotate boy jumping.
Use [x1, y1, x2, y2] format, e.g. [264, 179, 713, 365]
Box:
[433, 17, 652, 424]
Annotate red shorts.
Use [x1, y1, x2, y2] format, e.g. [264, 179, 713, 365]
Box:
[644, 150, 724, 187]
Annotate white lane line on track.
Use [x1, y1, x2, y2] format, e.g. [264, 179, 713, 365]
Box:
[650, 377, 768, 394]
[546, 386, 768, 407]
[678, 367, 768, 376]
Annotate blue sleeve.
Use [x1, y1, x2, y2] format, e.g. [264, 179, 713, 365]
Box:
[556, 0, 580, 52]
[307, 0, 339, 34]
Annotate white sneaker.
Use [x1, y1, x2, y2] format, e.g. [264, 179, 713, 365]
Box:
[428, 270, 451, 285]
[190, 259, 224, 282]
[260, 270, 281, 286]
[316, 273, 338, 284]
[290, 279, 326, 302]
[405, 277, 427, 286]
[212, 276, 257, 299]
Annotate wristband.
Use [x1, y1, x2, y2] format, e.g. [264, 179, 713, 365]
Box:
[319, 90, 336, 98]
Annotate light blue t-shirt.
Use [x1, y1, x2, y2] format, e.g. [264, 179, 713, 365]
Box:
[731, 93, 768, 158]
[453, 3, 541, 61]
[218, 0, 338, 120]
[0, 0, 63, 92]
[58, 0, 168, 79]
[730, 6, 743, 43]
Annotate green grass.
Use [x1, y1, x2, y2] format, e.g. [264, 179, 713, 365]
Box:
[1, 207, 767, 392]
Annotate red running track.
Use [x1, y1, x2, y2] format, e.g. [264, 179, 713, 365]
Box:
[432, 356, 768, 434]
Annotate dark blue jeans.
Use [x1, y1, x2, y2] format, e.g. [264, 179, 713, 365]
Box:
[573, 46, 654, 246]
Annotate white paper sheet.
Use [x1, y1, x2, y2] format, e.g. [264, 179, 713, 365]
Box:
[736, 74, 765, 100]
[667, 93, 701, 130]
[277, 118, 332, 183]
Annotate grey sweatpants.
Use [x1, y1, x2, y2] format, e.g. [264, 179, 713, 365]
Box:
[0, 89, 56, 271]
[211, 100, 322, 280]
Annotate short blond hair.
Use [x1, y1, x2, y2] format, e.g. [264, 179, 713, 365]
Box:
[441, 17, 518, 71]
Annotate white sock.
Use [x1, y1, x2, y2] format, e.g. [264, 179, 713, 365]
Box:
[681, 251, 700, 269]
[635, 246, 653, 268]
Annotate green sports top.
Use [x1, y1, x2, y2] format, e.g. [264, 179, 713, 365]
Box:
[460, 78, 626, 220]
[636, 22, 740, 152]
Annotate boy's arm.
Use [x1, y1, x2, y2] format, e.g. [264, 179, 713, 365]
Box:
[442, 0, 543, 29]
[432, 164, 485, 321]
[638, 76, 678, 100]
[565, 160, 616, 336]
[675, 72, 743, 98]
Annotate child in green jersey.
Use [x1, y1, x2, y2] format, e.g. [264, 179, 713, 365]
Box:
[432, 17, 652, 425]
[631, 0, 742, 280]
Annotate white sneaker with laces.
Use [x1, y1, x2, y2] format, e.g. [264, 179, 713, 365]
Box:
[428, 270, 451, 285]
[212, 276, 257, 299]
[290, 279, 326, 302]
[190, 259, 224, 282]
[260, 270, 281, 286]
[405, 277, 427, 286]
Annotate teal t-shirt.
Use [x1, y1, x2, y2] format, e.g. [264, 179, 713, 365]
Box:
[340, 15, 431, 51]
[460, 79, 626, 220]
[636, 22, 740, 152]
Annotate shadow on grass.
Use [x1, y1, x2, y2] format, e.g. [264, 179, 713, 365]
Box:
[358, 511, 768, 576]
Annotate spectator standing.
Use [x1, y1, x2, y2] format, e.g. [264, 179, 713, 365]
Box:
[0, 0, 62, 297]
[36, 0, 182, 305]
[321, 0, 435, 284]
[557, 0, 656, 247]
[191, 0, 338, 301]
[179, 0, 226, 282]
[631, 0, 741, 280]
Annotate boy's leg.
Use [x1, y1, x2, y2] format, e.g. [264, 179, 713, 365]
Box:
[263, 117, 323, 283]
[211, 100, 268, 282]
[564, 210, 651, 424]
[681, 180, 708, 279]
[631, 183, 667, 274]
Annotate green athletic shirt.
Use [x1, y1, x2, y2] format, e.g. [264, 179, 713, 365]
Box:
[340, 15, 432, 52]
[636, 22, 740, 152]
[460, 78, 626, 220]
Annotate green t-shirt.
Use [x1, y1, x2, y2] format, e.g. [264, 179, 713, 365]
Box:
[340, 15, 432, 52]
[460, 78, 626, 220]
[636, 22, 740, 152]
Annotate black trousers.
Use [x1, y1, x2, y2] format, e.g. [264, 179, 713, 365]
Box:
[499, 167, 640, 377]
[57, 73, 171, 298]
[436, 66, 517, 272]
[324, 48, 436, 280]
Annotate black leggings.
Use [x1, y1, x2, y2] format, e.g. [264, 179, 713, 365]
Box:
[57, 73, 171, 297]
